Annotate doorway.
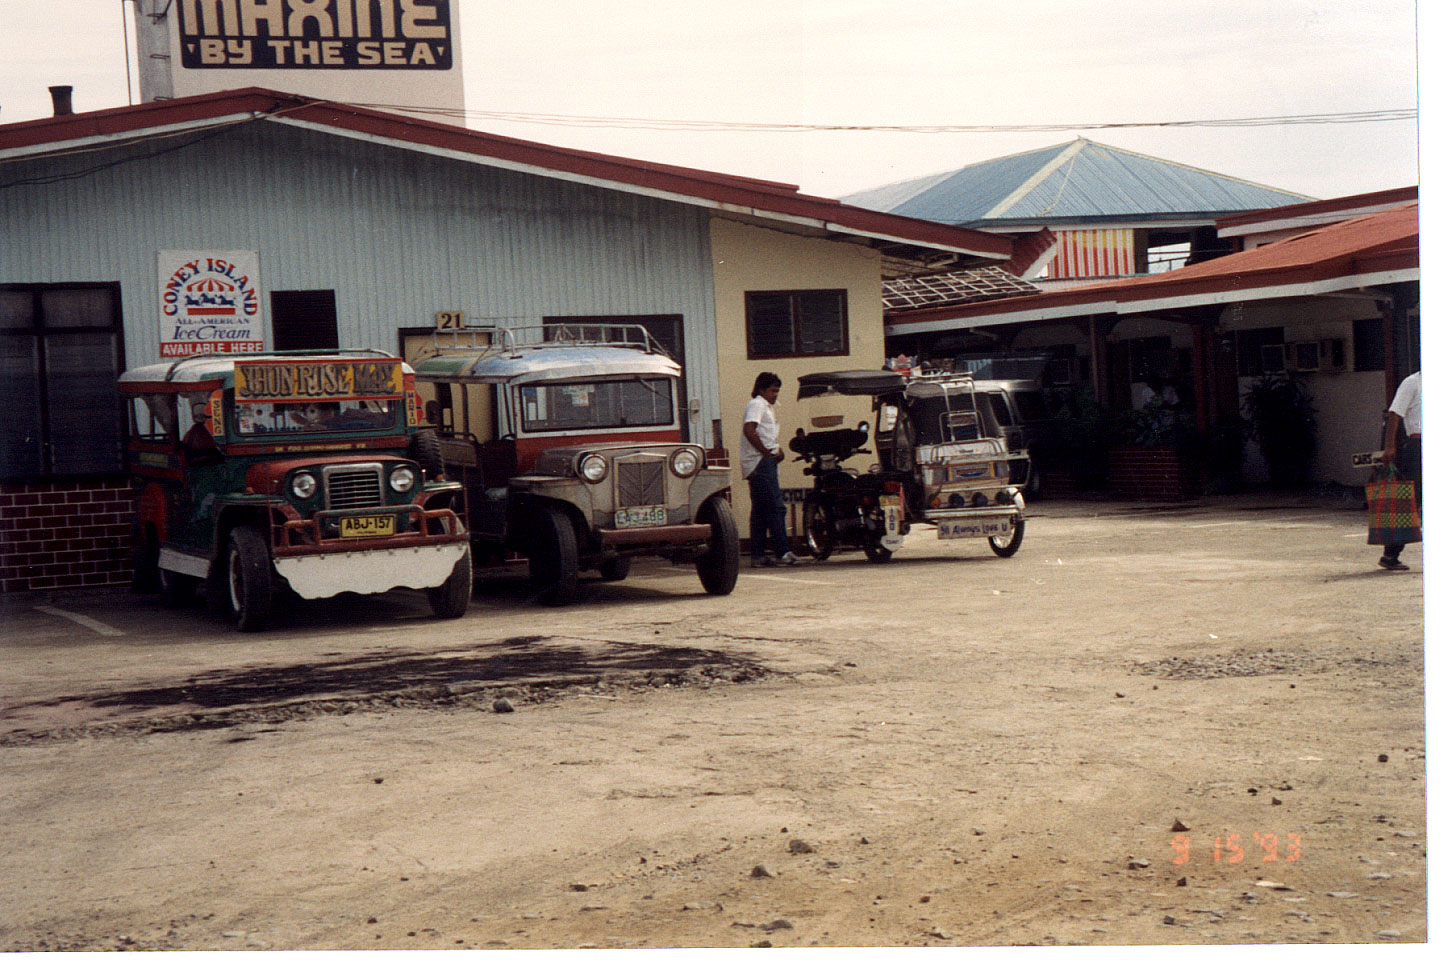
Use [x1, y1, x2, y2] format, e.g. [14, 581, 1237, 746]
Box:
[271, 290, 338, 351]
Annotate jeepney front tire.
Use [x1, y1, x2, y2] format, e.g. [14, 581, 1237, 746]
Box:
[598, 556, 632, 581]
[988, 517, 1025, 558]
[695, 497, 739, 595]
[131, 526, 161, 594]
[226, 527, 274, 631]
[803, 501, 836, 561]
[428, 549, 472, 619]
[529, 505, 580, 606]
[159, 568, 199, 608]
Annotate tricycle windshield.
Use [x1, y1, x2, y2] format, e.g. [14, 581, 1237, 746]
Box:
[234, 398, 399, 436]
[517, 378, 674, 433]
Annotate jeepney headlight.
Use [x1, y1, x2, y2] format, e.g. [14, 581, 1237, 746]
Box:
[670, 448, 701, 477]
[579, 454, 608, 483]
[290, 471, 318, 500]
[389, 465, 417, 493]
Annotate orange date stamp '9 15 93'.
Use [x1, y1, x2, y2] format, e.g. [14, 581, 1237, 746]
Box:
[1171, 833, 1302, 865]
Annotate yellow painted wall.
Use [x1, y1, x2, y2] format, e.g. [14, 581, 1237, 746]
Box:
[710, 217, 888, 542]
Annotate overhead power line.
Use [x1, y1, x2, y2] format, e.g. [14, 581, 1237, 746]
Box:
[358, 104, 1417, 133]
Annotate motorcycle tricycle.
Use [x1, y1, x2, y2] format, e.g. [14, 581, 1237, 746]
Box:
[789, 369, 1029, 562]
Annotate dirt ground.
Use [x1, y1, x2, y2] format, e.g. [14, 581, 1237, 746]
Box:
[0, 494, 1426, 950]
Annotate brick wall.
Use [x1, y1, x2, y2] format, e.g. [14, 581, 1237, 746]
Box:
[1106, 446, 1205, 501]
[0, 479, 135, 594]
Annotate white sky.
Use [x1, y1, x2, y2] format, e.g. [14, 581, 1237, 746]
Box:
[0, 0, 1423, 201]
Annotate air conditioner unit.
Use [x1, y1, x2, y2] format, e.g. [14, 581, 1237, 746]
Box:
[1259, 343, 1287, 374]
[1292, 341, 1321, 373]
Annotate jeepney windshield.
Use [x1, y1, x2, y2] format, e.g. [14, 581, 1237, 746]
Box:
[234, 398, 399, 436]
[517, 378, 674, 433]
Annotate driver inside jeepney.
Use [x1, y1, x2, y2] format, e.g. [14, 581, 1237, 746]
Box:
[287, 401, 341, 431]
[181, 393, 222, 465]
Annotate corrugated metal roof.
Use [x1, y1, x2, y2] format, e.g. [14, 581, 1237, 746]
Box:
[0, 87, 1011, 265]
[843, 138, 1313, 226]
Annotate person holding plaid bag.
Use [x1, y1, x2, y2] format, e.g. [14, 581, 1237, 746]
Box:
[1376, 370, 1421, 570]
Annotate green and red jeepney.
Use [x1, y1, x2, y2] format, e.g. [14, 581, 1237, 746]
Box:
[120, 350, 471, 630]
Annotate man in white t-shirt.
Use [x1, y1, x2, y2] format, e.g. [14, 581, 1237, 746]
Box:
[1378, 370, 1421, 570]
[742, 372, 799, 567]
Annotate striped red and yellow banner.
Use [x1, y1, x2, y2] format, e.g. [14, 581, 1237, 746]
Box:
[1050, 228, 1136, 278]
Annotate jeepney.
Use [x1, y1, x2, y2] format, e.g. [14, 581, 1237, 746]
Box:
[121, 351, 471, 630]
[410, 324, 739, 604]
[790, 369, 1028, 560]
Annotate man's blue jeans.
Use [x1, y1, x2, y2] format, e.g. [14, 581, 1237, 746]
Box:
[746, 458, 790, 559]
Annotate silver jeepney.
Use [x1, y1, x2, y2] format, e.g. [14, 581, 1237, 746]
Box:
[412, 324, 738, 603]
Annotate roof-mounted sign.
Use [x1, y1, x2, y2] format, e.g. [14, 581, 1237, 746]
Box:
[135, 2, 465, 117]
[176, 0, 454, 70]
[235, 359, 405, 401]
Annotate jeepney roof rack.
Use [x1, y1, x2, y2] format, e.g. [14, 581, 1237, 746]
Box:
[903, 369, 975, 385]
[424, 322, 671, 362]
[159, 347, 399, 382]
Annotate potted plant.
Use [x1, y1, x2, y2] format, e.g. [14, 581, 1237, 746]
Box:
[1046, 386, 1114, 492]
[1106, 398, 1205, 500]
[1241, 375, 1317, 488]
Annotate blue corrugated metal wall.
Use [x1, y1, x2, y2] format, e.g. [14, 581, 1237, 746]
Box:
[0, 121, 723, 442]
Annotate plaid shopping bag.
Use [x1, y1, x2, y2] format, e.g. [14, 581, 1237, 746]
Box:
[1367, 465, 1422, 545]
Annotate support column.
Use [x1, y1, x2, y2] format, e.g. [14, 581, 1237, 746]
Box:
[1381, 298, 1397, 402]
[1191, 322, 1211, 433]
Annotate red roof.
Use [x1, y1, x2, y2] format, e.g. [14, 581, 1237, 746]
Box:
[1215, 186, 1418, 231]
[888, 203, 1418, 330]
[0, 88, 1011, 263]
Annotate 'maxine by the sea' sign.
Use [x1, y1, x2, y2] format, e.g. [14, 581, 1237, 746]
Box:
[176, 0, 454, 69]
[157, 251, 264, 358]
[136, 2, 465, 117]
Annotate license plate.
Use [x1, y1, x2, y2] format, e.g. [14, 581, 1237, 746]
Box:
[615, 505, 666, 528]
[340, 514, 395, 538]
[948, 464, 994, 481]
[938, 517, 1011, 540]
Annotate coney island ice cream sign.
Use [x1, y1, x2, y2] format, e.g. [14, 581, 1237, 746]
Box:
[177, 0, 454, 69]
[158, 251, 264, 358]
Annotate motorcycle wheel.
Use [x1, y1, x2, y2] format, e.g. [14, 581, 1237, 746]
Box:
[862, 539, 893, 563]
[803, 501, 836, 561]
[988, 517, 1025, 557]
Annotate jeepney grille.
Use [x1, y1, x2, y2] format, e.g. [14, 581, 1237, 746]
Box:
[325, 466, 385, 509]
[616, 459, 665, 507]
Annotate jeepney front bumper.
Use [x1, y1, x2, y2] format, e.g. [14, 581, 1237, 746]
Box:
[270, 502, 469, 599]
[274, 542, 469, 600]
